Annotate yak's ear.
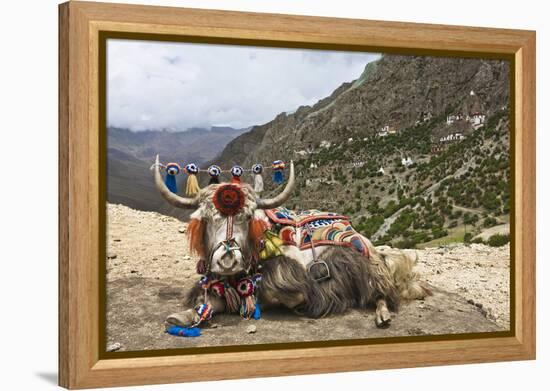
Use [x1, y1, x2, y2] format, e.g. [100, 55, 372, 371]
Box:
[188, 218, 206, 258]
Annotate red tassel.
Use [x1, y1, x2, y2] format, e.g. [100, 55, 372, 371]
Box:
[188, 218, 206, 258]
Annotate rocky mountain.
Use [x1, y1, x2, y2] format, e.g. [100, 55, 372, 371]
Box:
[218, 55, 509, 166]
[107, 126, 248, 218]
[216, 54, 511, 248]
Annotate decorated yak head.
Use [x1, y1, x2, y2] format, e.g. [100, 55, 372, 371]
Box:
[153, 155, 295, 276]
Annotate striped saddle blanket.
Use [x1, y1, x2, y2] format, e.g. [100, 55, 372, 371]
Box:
[264, 207, 370, 257]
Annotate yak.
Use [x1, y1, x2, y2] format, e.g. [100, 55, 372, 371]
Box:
[152, 156, 429, 330]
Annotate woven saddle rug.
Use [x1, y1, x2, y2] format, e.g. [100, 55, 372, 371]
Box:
[264, 207, 370, 257]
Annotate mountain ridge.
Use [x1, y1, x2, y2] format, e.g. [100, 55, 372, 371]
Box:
[107, 125, 248, 218]
[215, 54, 511, 248]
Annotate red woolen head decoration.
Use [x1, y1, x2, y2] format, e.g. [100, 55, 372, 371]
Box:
[213, 184, 246, 215]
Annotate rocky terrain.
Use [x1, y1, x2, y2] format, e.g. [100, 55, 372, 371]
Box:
[105, 203, 510, 352]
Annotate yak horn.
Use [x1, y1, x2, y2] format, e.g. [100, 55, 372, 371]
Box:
[152, 155, 199, 209]
[256, 160, 295, 209]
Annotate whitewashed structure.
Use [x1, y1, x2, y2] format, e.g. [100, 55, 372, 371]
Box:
[378, 125, 396, 137]
[439, 132, 465, 143]
[446, 113, 464, 125]
[294, 150, 308, 156]
[320, 140, 332, 149]
[401, 157, 414, 167]
[471, 113, 486, 129]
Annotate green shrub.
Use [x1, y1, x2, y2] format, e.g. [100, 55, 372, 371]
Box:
[394, 238, 416, 249]
[387, 210, 417, 236]
[483, 217, 498, 228]
[359, 215, 385, 238]
[431, 228, 448, 239]
[487, 233, 510, 247]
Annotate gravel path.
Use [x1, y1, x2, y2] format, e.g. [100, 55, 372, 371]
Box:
[105, 203, 510, 352]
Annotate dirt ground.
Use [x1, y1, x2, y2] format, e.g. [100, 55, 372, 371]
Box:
[106, 203, 510, 352]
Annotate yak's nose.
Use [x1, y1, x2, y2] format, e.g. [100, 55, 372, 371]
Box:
[218, 252, 237, 270]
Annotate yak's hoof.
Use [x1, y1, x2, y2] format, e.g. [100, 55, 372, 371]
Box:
[165, 309, 199, 329]
[375, 309, 392, 328]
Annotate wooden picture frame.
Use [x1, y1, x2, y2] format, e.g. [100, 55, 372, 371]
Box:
[59, 1, 536, 388]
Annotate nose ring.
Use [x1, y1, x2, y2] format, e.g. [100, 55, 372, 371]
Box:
[222, 239, 240, 255]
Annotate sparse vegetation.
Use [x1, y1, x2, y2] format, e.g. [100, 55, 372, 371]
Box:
[487, 233, 510, 247]
[282, 110, 510, 248]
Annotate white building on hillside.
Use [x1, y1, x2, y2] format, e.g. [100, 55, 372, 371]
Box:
[401, 157, 413, 167]
[320, 140, 332, 149]
[471, 112, 486, 129]
[378, 125, 396, 137]
[439, 132, 465, 143]
[446, 111, 486, 129]
[294, 149, 308, 156]
[446, 113, 464, 125]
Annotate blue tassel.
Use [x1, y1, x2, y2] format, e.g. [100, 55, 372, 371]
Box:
[272, 170, 284, 185]
[164, 174, 178, 194]
[166, 326, 201, 337]
[253, 302, 261, 320]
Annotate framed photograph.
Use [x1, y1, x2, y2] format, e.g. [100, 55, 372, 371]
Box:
[59, 1, 536, 389]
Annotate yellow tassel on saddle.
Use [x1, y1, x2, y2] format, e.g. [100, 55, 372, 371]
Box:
[259, 231, 284, 260]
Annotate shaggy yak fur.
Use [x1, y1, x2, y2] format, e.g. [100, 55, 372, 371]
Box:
[258, 247, 400, 317]
[180, 245, 429, 326]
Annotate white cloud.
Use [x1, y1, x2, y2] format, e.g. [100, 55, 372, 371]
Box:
[107, 39, 379, 131]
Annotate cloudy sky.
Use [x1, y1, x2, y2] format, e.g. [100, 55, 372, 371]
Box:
[107, 39, 379, 131]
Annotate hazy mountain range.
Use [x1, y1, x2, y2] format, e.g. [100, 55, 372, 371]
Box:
[107, 126, 248, 219]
